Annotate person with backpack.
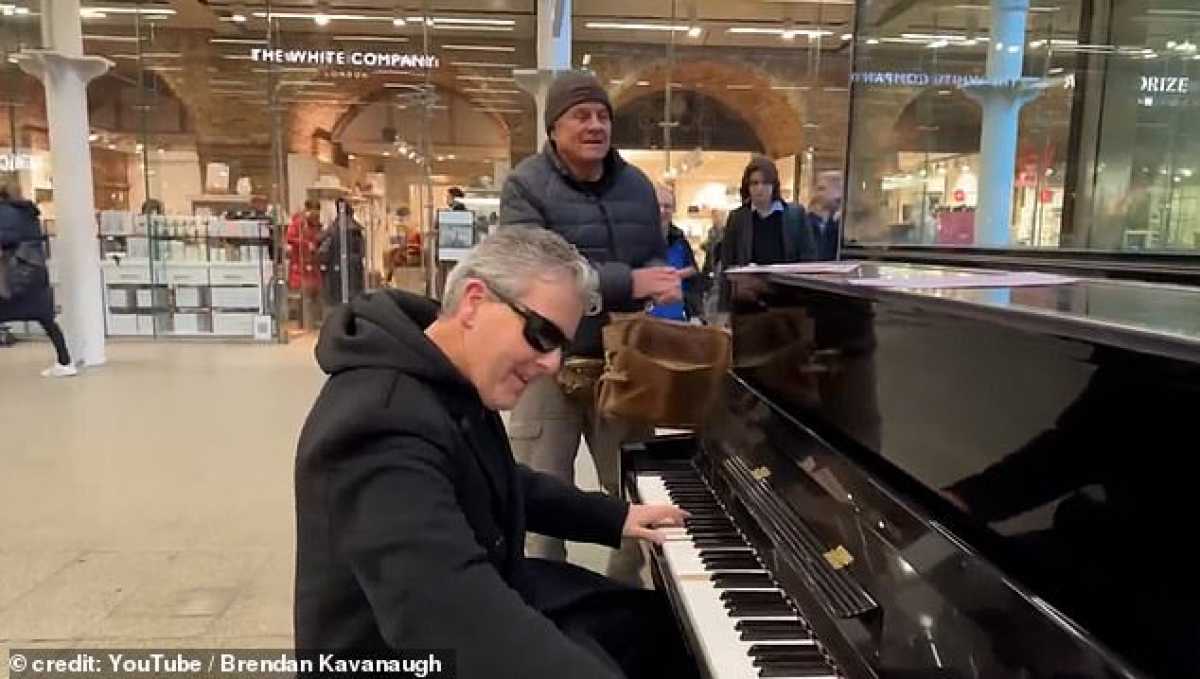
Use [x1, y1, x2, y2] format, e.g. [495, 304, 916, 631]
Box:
[0, 184, 75, 377]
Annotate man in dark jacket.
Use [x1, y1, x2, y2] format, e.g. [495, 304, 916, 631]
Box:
[295, 228, 693, 678]
[718, 155, 818, 307]
[499, 71, 681, 582]
[808, 171, 843, 260]
[0, 186, 74, 376]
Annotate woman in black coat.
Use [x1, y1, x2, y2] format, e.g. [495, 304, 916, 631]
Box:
[0, 186, 75, 377]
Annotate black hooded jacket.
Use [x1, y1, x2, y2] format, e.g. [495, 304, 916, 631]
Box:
[294, 289, 630, 677]
[0, 197, 53, 322]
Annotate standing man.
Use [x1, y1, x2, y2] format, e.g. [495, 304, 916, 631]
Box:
[648, 184, 700, 322]
[809, 171, 843, 260]
[500, 70, 681, 584]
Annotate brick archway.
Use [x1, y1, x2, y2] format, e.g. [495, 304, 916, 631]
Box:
[605, 59, 807, 159]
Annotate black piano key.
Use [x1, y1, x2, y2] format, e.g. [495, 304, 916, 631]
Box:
[737, 622, 811, 642]
[686, 518, 729, 530]
[757, 661, 837, 677]
[691, 539, 744, 551]
[713, 572, 775, 589]
[699, 548, 753, 557]
[704, 557, 762, 571]
[726, 601, 796, 617]
[722, 592, 788, 609]
[690, 530, 743, 540]
[687, 523, 735, 533]
[749, 644, 826, 663]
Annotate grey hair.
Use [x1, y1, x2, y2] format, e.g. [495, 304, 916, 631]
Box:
[442, 226, 601, 315]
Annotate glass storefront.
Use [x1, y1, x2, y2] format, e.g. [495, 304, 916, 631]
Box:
[1, 0, 1196, 343]
[846, 0, 1200, 252]
[574, 0, 854, 265]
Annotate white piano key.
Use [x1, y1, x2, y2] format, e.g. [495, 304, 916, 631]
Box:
[637, 473, 843, 679]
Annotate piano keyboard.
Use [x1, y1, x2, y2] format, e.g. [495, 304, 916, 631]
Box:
[637, 470, 844, 679]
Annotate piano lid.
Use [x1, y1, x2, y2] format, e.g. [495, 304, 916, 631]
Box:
[725, 264, 1200, 677]
[728, 263, 1200, 363]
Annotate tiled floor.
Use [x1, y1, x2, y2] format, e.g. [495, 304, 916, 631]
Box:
[0, 336, 611, 664]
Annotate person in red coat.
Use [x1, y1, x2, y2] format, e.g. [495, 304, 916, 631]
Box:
[287, 200, 324, 328]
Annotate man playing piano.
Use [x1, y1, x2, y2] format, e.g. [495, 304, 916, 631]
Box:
[294, 227, 696, 678]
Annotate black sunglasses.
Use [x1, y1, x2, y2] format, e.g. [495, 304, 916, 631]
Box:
[484, 283, 571, 354]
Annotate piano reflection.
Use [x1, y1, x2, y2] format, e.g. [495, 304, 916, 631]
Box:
[623, 263, 1200, 679]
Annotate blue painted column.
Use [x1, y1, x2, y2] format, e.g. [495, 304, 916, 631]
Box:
[966, 0, 1039, 247]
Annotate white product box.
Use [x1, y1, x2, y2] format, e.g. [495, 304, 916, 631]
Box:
[210, 286, 262, 309]
[209, 264, 261, 285]
[212, 312, 256, 336]
[103, 262, 152, 285]
[173, 313, 200, 333]
[108, 314, 138, 335]
[165, 264, 209, 286]
[175, 287, 202, 308]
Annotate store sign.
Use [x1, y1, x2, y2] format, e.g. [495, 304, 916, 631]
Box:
[0, 153, 33, 172]
[250, 48, 439, 70]
[1141, 76, 1189, 94]
[851, 71, 989, 88]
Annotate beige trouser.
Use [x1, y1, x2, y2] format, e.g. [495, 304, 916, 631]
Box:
[508, 375, 653, 586]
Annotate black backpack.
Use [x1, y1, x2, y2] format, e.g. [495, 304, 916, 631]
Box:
[0, 199, 50, 301]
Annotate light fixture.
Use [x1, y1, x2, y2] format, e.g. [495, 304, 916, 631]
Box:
[80, 5, 175, 16]
[461, 87, 522, 94]
[866, 38, 879, 45]
[636, 80, 650, 86]
[411, 16, 515, 27]
[688, 26, 703, 38]
[727, 27, 833, 38]
[209, 37, 265, 45]
[841, 33, 853, 40]
[455, 75, 516, 82]
[88, 133, 100, 142]
[84, 35, 141, 42]
[581, 53, 592, 66]
[382, 151, 391, 157]
[442, 44, 516, 53]
[450, 61, 518, 69]
[348, 154, 357, 160]
[585, 22, 691, 32]
[230, 4, 247, 23]
[314, 14, 331, 26]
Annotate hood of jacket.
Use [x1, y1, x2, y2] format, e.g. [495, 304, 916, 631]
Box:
[315, 289, 476, 400]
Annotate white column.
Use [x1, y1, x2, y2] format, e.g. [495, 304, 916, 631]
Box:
[514, 0, 573, 148]
[966, 0, 1038, 247]
[16, 0, 111, 367]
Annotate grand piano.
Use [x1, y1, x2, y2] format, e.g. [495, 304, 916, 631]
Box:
[622, 263, 1200, 679]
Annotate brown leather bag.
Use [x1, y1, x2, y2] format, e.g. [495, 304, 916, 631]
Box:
[597, 314, 732, 428]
